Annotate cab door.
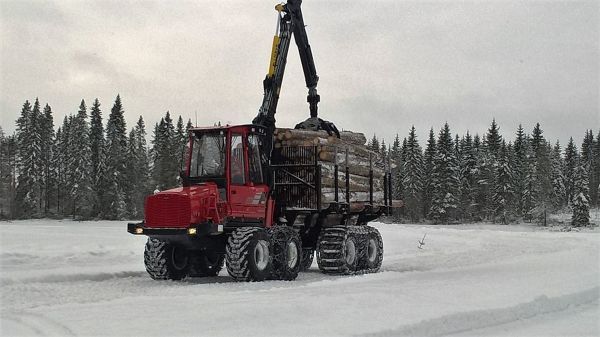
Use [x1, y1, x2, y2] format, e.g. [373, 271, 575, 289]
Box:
[228, 132, 268, 223]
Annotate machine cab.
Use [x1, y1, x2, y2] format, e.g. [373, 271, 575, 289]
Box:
[185, 124, 273, 226]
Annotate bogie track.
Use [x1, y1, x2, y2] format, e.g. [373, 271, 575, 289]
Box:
[316, 225, 383, 275]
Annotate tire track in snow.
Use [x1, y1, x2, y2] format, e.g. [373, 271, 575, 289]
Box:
[363, 287, 600, 337]
[1, 312, 75, 336]
[1, 271, 146, 286]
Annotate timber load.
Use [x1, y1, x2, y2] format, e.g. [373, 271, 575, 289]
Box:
[272, 128, 390, 211]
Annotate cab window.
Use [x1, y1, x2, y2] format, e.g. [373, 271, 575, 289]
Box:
[248, 134, 263, 183]
[230, 133, 246, 185]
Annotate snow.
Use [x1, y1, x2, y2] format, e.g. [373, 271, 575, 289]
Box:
[1, 219, 598, 336]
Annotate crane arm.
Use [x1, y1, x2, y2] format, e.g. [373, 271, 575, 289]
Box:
[253, 0, 339, 142]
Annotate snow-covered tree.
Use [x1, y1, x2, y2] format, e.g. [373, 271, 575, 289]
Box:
[563, 137, 578, 205]
[15, 100, 41, 218]
[389, 134, 403, 220]
[512, 125, 528, 217]
[402, 126, 423, 221]
[422, 128, 436, 219]
[550, 141, 566, 208]
[530, 123, 553, 224]
[493, 143, 514, 224]
[102, 95, 128, 219]
[125, 116, 151, 219]
[594, 130, 600, 207]
[39, 103, 56, 215]
[89, 98, 105, 217]
[485, 119, 502, 161]
[368, 134, 380, 154]
[66, 100, 93, 218]
[55, 118, 70, 215]
[380, 140, 387, 162]
[571, 164, 590, 227]
[0, 129, 17, 218]
[581, 130, 596, 207]
[458, 132, 477, 220]
[152, 111, 179, 190]
[429, 123, 459, 223]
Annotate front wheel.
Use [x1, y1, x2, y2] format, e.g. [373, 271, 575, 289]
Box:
[226, 227, 272, 282]
[144, 238, 189, 280]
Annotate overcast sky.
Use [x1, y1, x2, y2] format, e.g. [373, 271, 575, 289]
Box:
[1, 0, 598, 147]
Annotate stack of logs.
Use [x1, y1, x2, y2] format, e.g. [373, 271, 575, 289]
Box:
[273, 128, 387, 209]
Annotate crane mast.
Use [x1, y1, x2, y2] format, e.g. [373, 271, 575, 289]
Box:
[253, 0, 339, 144]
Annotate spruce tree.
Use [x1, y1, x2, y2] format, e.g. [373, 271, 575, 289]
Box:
[564, 137, 578, 204]
[89, 98, 105, 217]
[103, 95, 128, 219]
[458, 132, 477, 220]
[125, 116, 151, 218]
[429, 123, 459, 223]
[550, 141, 566, 208]
[512, 125, 528, 216]
[15, 100, 38, 217]
[581, 130, 596, 207]
[530, 123, 553, 224]
[390, 134, 403, 211]
[422, 128, 436, 219]
[571, 164, 590, 227]
[471, 120, 503, 221]
[473, 142, 493, 220]
[594, 130, 600, 207]
[493, 142, 514, 224]
[0, 128, 17, 218]
[40, 103, 56, 214]
[485, 119, 502, 161]
[55, 118, 71, 215]
[67, 100, 93, 218]
[369, 134, 380, 153]
[402, 126, 423, 221]
[175, 115, 187, 169]
[152, 112, 179, 190]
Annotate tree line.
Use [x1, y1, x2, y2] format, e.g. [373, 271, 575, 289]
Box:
[0, 96, 190, 220]
[368, 120, 597, 226]
[0, 96, 597, 226]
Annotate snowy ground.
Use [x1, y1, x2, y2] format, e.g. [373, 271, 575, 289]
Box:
[1, 219, 598, 337]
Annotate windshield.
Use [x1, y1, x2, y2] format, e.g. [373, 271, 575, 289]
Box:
[189, 132, 226, 178]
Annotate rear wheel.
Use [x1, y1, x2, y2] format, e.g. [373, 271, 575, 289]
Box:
[226, 227, 272, 281]
[316, 227, 360, 275]
[300, 249, 314, 271]
[361, 226, 383, 272]
[189, 251, 225, 277]
[269, 226, 302, 280]
[144, 238, 189, 280]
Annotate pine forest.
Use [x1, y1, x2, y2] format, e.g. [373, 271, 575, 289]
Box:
[0, 96, 597, 227]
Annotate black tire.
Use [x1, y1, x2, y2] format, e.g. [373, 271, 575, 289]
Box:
[316, 227, 361, 275]
[361, 226, 383, 273]
[226, 227, 272, 282]
[300, 249, 314, 271]
[144, 238, 190, 280]
[269, 226, 302, 280]
[188, 251, 225, 277]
